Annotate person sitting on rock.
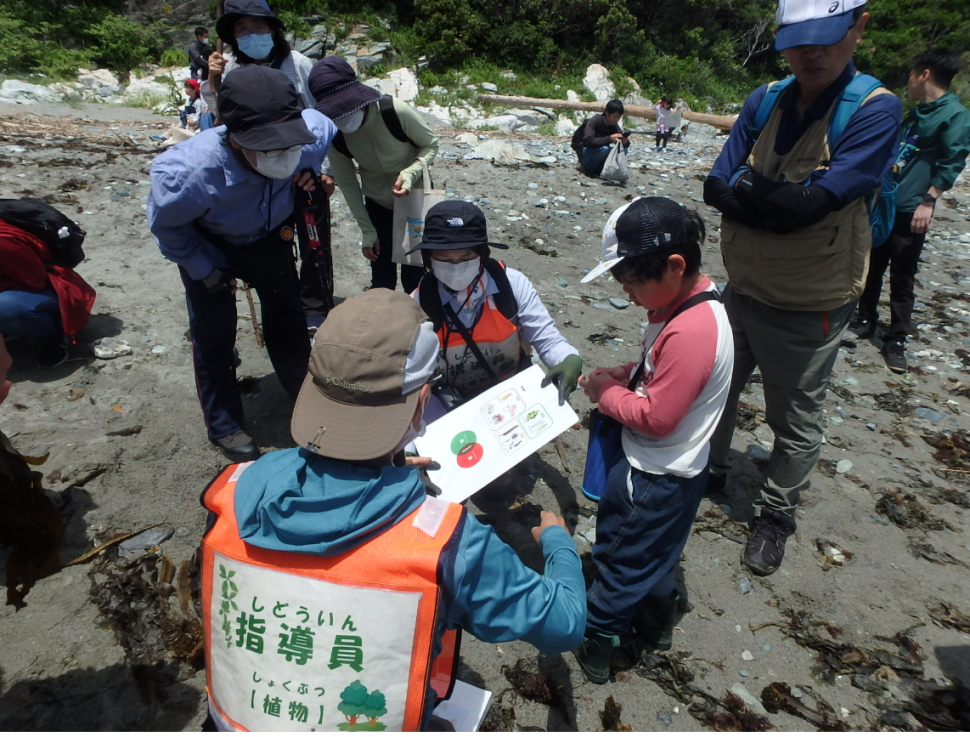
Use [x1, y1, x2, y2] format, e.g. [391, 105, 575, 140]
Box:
[407, 201, 582, 421]
[578, 99, 630, 177]
[199, 289, 585, 731]
[0, 210, 95, 368]
[180, 78, 204, 130]
[309, 55, 439, 294]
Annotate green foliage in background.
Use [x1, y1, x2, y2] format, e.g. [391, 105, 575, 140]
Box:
[0, 0, 966, 107]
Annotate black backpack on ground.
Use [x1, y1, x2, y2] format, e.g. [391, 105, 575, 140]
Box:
[0, 197, 86, 268]
[570, 117, 590, 155]
[330, 95, 415, 158]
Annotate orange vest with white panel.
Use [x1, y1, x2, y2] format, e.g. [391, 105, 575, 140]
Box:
[201, 463, 464, 732]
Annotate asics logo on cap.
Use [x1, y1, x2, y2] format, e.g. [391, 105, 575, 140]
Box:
[828, 1, 840, 12]
[447, 217, 464, 226]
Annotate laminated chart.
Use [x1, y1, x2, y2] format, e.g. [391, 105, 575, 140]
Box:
[415, 365, 579, 503]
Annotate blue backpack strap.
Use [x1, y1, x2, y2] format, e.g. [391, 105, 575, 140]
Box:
[748, 76, 796, 148]
[826, 73, 884, 152]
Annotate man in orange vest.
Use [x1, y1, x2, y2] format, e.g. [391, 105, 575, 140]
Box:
[201, 289, 585, 731]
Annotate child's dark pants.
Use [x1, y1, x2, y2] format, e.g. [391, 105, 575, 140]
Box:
[586, 455, 707, 635]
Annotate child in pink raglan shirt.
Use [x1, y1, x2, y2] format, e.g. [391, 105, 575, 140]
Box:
[573, 197, 734, 684]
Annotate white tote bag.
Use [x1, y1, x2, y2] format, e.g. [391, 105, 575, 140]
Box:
[391, 162, 445, 267]
[600, 140, 629, 182]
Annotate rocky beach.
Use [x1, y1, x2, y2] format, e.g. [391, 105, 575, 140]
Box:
[1, 79, 969, 730]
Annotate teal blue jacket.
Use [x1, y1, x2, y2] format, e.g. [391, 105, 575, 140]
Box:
[896, 91, 970, 213]
[233, 448, 586, 726]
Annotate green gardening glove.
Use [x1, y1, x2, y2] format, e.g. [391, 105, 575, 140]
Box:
[541, 354, 583, 406]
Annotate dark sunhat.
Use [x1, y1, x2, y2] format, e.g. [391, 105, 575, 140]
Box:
[218, 65, 316, 151]
[215, 0, 283, 48]
[308, 56, 382, 121]
[405, 201, 509, 255]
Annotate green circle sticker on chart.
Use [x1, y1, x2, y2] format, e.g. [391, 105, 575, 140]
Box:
[451, 430, 477, 455]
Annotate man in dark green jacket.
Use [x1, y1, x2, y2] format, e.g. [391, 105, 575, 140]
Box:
[847, 48, 970, 373]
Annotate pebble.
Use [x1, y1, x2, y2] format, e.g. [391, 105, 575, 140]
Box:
[739, 578, 752, 595]
[914, 407, 942, 422]
[761, 644, 771, 652]
[118, 527, 174, 556]
[527, 183, 538, 189]
[739, 669, 750, 677]
[741, 650, 754, 661]
[729, 684, 767, 715]
[790, 687, 803, 698]
[836, 459, 853, 474]
[93, 337, 133, 359]
[593, 303, 612, 310]
[556, 278, 568, 287]
[150, 345, 168, 355]
[866, 422, 877, 431]
[609, 297, 630, 309]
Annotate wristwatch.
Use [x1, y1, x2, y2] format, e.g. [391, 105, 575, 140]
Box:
[922, 193, 938, 205]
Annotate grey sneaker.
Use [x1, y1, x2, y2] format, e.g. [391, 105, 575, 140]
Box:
[213, 431, 260, 462]
[882, 339, 907, 374]
[742, 508, 795, 576]
[841, 319, 875, 346]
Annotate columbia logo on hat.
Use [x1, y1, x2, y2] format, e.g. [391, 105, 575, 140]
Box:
[447, 218, 464, 227]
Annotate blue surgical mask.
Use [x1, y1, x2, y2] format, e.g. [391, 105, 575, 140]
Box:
[237, 32, 275, 60]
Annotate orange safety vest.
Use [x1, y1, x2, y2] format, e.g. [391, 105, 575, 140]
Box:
[419, 261, 526, 397]
[201, 463, 465, 732]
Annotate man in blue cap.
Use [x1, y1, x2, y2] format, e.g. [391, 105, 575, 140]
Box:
[702, 0, 901, 576]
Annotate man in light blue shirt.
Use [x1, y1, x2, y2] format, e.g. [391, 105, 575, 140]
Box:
[148, 65, 335, 462]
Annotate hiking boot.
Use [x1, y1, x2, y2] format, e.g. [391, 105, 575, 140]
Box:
[742, 508, 795, 576]
[573, 630, 621, 684]
[882, 339, 908, 374]
[841, 318, 876, 346]
[212, 430, 260, 463]
[705, 472, 727, 498]
[632, 591, 680, 651]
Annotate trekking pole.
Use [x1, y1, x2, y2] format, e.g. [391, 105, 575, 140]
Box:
[297, 171, 335, 313]
[243, 283, 264, 348]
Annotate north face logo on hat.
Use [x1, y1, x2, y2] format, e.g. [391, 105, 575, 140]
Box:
[447, 218, 464, 227]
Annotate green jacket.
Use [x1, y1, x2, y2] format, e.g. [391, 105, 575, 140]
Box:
[328, 97, 438, 248]
[895, 91, 970, 213]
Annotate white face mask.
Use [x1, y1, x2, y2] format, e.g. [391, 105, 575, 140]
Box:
[431, 257, 482, 291]
[334, 109, 365, 133]
[251, 145, 303, 179]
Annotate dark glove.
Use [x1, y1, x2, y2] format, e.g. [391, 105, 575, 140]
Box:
[737, 170, 840, 230]
[541, 354, 583, 406]
[201, 267, 231, 296]
[703, 176, 769, 230]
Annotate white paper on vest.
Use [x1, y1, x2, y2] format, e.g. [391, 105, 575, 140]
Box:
[209, 552, 420, 731]
[414, 364, 579, 503]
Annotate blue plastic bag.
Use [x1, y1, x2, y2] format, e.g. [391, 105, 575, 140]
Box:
[581, 409, 624, 502]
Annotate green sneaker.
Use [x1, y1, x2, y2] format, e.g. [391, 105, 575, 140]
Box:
[573, 630, 620, 684]
[631, 592, 680, 651]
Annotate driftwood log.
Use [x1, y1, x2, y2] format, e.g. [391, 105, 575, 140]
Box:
[476, 94, 737, 131]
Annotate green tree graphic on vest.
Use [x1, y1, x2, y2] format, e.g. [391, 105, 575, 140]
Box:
[337, 681, 387, 731]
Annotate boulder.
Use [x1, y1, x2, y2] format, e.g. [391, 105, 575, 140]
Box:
[566, 89, 581, 102]
[583, 63, 615, 102]
[555, 115, 576, 137]
[0, 80, 62, 104]
[480, 82, 498, 92]
[465, 139, 533, 164]
[78, 68, 120, 89]
[123, 76, 172, 103]
[356, 41, 392, 70]
[362, 67, 419, 102]
[467, 115, 534, 133]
